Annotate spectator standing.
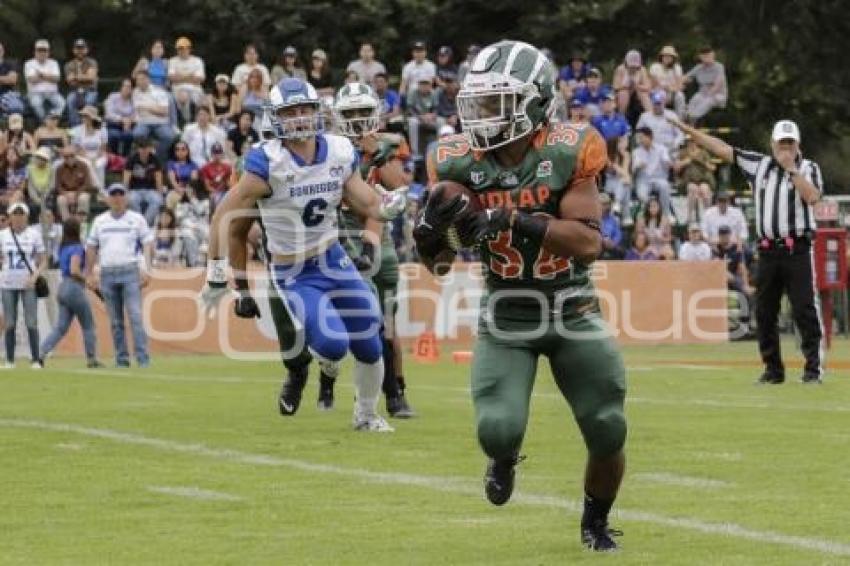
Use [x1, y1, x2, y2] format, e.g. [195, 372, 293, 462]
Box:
[676, 136, 717, 222]
[591, 92, 630, 151]
[55, 145, 94, 222]
[612, 49, 651, 120]
[347, 43, 386, 87]
[226, 110, 259, 158]
[168, 37, 206, 122]
[573, 67, 611, 116]
[39, 218, 103, 367]
[24, 39, 65, 122]
[5, 113, 35, 154]
[306, 49, 335, 99]
[104, 78, 136, 157]
[678, 223, 712, 261]
[406, 72, 442, 159]
[700, 190, 747, 250]
[34, 111, 68, 152]
[207, 74, 238, 127]
[231, 43, 271, 90]
[636, 90, 684, 155]
[182, 106, 226, 168]
[132, 69, 173, 158]
[435, 71, 459, 131]
[0, 42, 25, 115]
[457, 44, 480, 84]
[85, 183, 154, 368]
[270, 46, 306, 85]
[373, 73, 401, 128]
[0, 202, 45, 369]
[400, 41, 436, 97]
[200, 142, 232, 207]
[26, 147, 54, 215]
[123, 138, 164, 226]
[132, 39, 169, 88]
[632, 126, 673, 214]
[70, 106, 108, 189]
[599, 193, 624, 259]
[64, 39, 99, 127]
[435, 46, 458, 87]
[683, 46, 727, 123]
[649, 45, 686, 118]
[636, 195, 675, 259]
[624, 231, 657, 261]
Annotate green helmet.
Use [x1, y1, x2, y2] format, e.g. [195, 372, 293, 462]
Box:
[457, 40, 557, 151]
[333, 82, 380, 138]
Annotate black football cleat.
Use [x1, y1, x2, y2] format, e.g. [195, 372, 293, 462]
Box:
[279, 366, 308, 416]
[484, 454, 525, 506]
[801, 372, 823, 385]
[756, 371, 784, 385]
[317, 370, 335, 410]
[581, 521, 623, 552]
[386, 393, 416, 418]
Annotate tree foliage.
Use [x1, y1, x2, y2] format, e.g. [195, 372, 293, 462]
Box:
[1, 0, 848, 186]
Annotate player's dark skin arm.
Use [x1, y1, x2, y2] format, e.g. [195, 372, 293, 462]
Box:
[544, 178, 603, 264]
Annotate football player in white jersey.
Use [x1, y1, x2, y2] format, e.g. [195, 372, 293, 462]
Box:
[200, 78, 407, 432]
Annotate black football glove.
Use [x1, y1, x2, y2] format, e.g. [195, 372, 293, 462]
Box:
[418, 192, 469, 234]
[234, 292, 261, 318]
[466, 208, 513, 244]
[352, 241, 375, 272]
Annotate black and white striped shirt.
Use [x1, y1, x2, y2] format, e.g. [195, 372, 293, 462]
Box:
[733, 148, 823, 239]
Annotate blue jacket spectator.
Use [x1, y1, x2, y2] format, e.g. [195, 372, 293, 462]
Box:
[573, 68, 612, 116]
[591, 92, 630, 143]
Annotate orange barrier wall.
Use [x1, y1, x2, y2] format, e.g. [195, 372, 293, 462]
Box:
[54, 261, 728, 357]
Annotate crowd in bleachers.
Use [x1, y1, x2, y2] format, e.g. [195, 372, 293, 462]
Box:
[0, 36, 747, 281]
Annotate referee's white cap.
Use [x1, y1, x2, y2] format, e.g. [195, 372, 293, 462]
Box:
[772, 119, 801, 143]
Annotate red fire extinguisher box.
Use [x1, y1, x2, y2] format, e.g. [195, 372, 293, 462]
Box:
[814, 228, 848, 291]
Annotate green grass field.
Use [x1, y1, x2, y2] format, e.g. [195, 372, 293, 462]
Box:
[1, 339, 849, 565]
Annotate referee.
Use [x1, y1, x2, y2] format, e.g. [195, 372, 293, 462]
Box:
[670, 116, 825, 384]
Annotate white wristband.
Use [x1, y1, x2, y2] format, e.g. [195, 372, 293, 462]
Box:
[207, 258, 229, 285]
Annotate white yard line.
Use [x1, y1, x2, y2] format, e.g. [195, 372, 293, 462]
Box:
[2, 417, 849, 558]
[632, 472, 733, 489]
[147, 485, 243, 502]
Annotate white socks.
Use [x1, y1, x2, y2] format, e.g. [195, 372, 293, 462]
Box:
[353, 359, 383, 418]
[319, 359, 340, 379]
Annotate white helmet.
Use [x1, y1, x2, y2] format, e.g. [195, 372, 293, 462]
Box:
[265, 77, 323, 140]
[333, 82, 380, 138]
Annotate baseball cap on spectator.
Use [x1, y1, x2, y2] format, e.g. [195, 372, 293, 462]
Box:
[602, 90, 616, 101]
[412, 40, 426, 50]
[8, 202, 29, 216]
[625, 49, 642, 67]
[215, 73, 229, 84]
[718, 225, 732, 235]
[771, 119, 801, 143]
[283, 46, 297, 56]
[413, 68, 435, 84]
[73, 38, 88, 49]
[312, 49, 327, 61]
[587, 67, 602, 78]
[211, 142, 224, 155]
[438, 125, 455, 137]
[659, 45, 679, 60]
[568, 98, 584, 109]
[35, 39, 50, 50]
[636, 126, 653, 137]
[7, 113, 23, 131]
[79, 105, 101, 124]
[106, 183, 127, 195]
[47, 109, 61, 119]
[32, 147, 52, 162]
[438, 46, 452, 57]
[650, 90, 667, 105]
[175, 37, 192, 49]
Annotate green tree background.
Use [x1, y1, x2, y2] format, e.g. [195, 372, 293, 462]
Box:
[1, 0, 848, 187]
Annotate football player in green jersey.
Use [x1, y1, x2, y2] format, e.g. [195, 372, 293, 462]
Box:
[334, 82, 416, 417]
[414, 40, 627, 551]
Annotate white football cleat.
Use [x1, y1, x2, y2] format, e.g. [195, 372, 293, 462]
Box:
[352, 413, 395, 433]
[1, 361, 15, 369]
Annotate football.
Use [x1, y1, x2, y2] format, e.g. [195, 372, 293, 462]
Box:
[430, 180, 483, 251]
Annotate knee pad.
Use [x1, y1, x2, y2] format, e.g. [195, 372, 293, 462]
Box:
[578, 406, 627, 458]
[476, 412, 525, 461]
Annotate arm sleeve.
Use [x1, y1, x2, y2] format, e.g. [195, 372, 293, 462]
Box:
[808, 161, 824, 194]
[732, 147, 765, 181]
[243, 146, 270, 181]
